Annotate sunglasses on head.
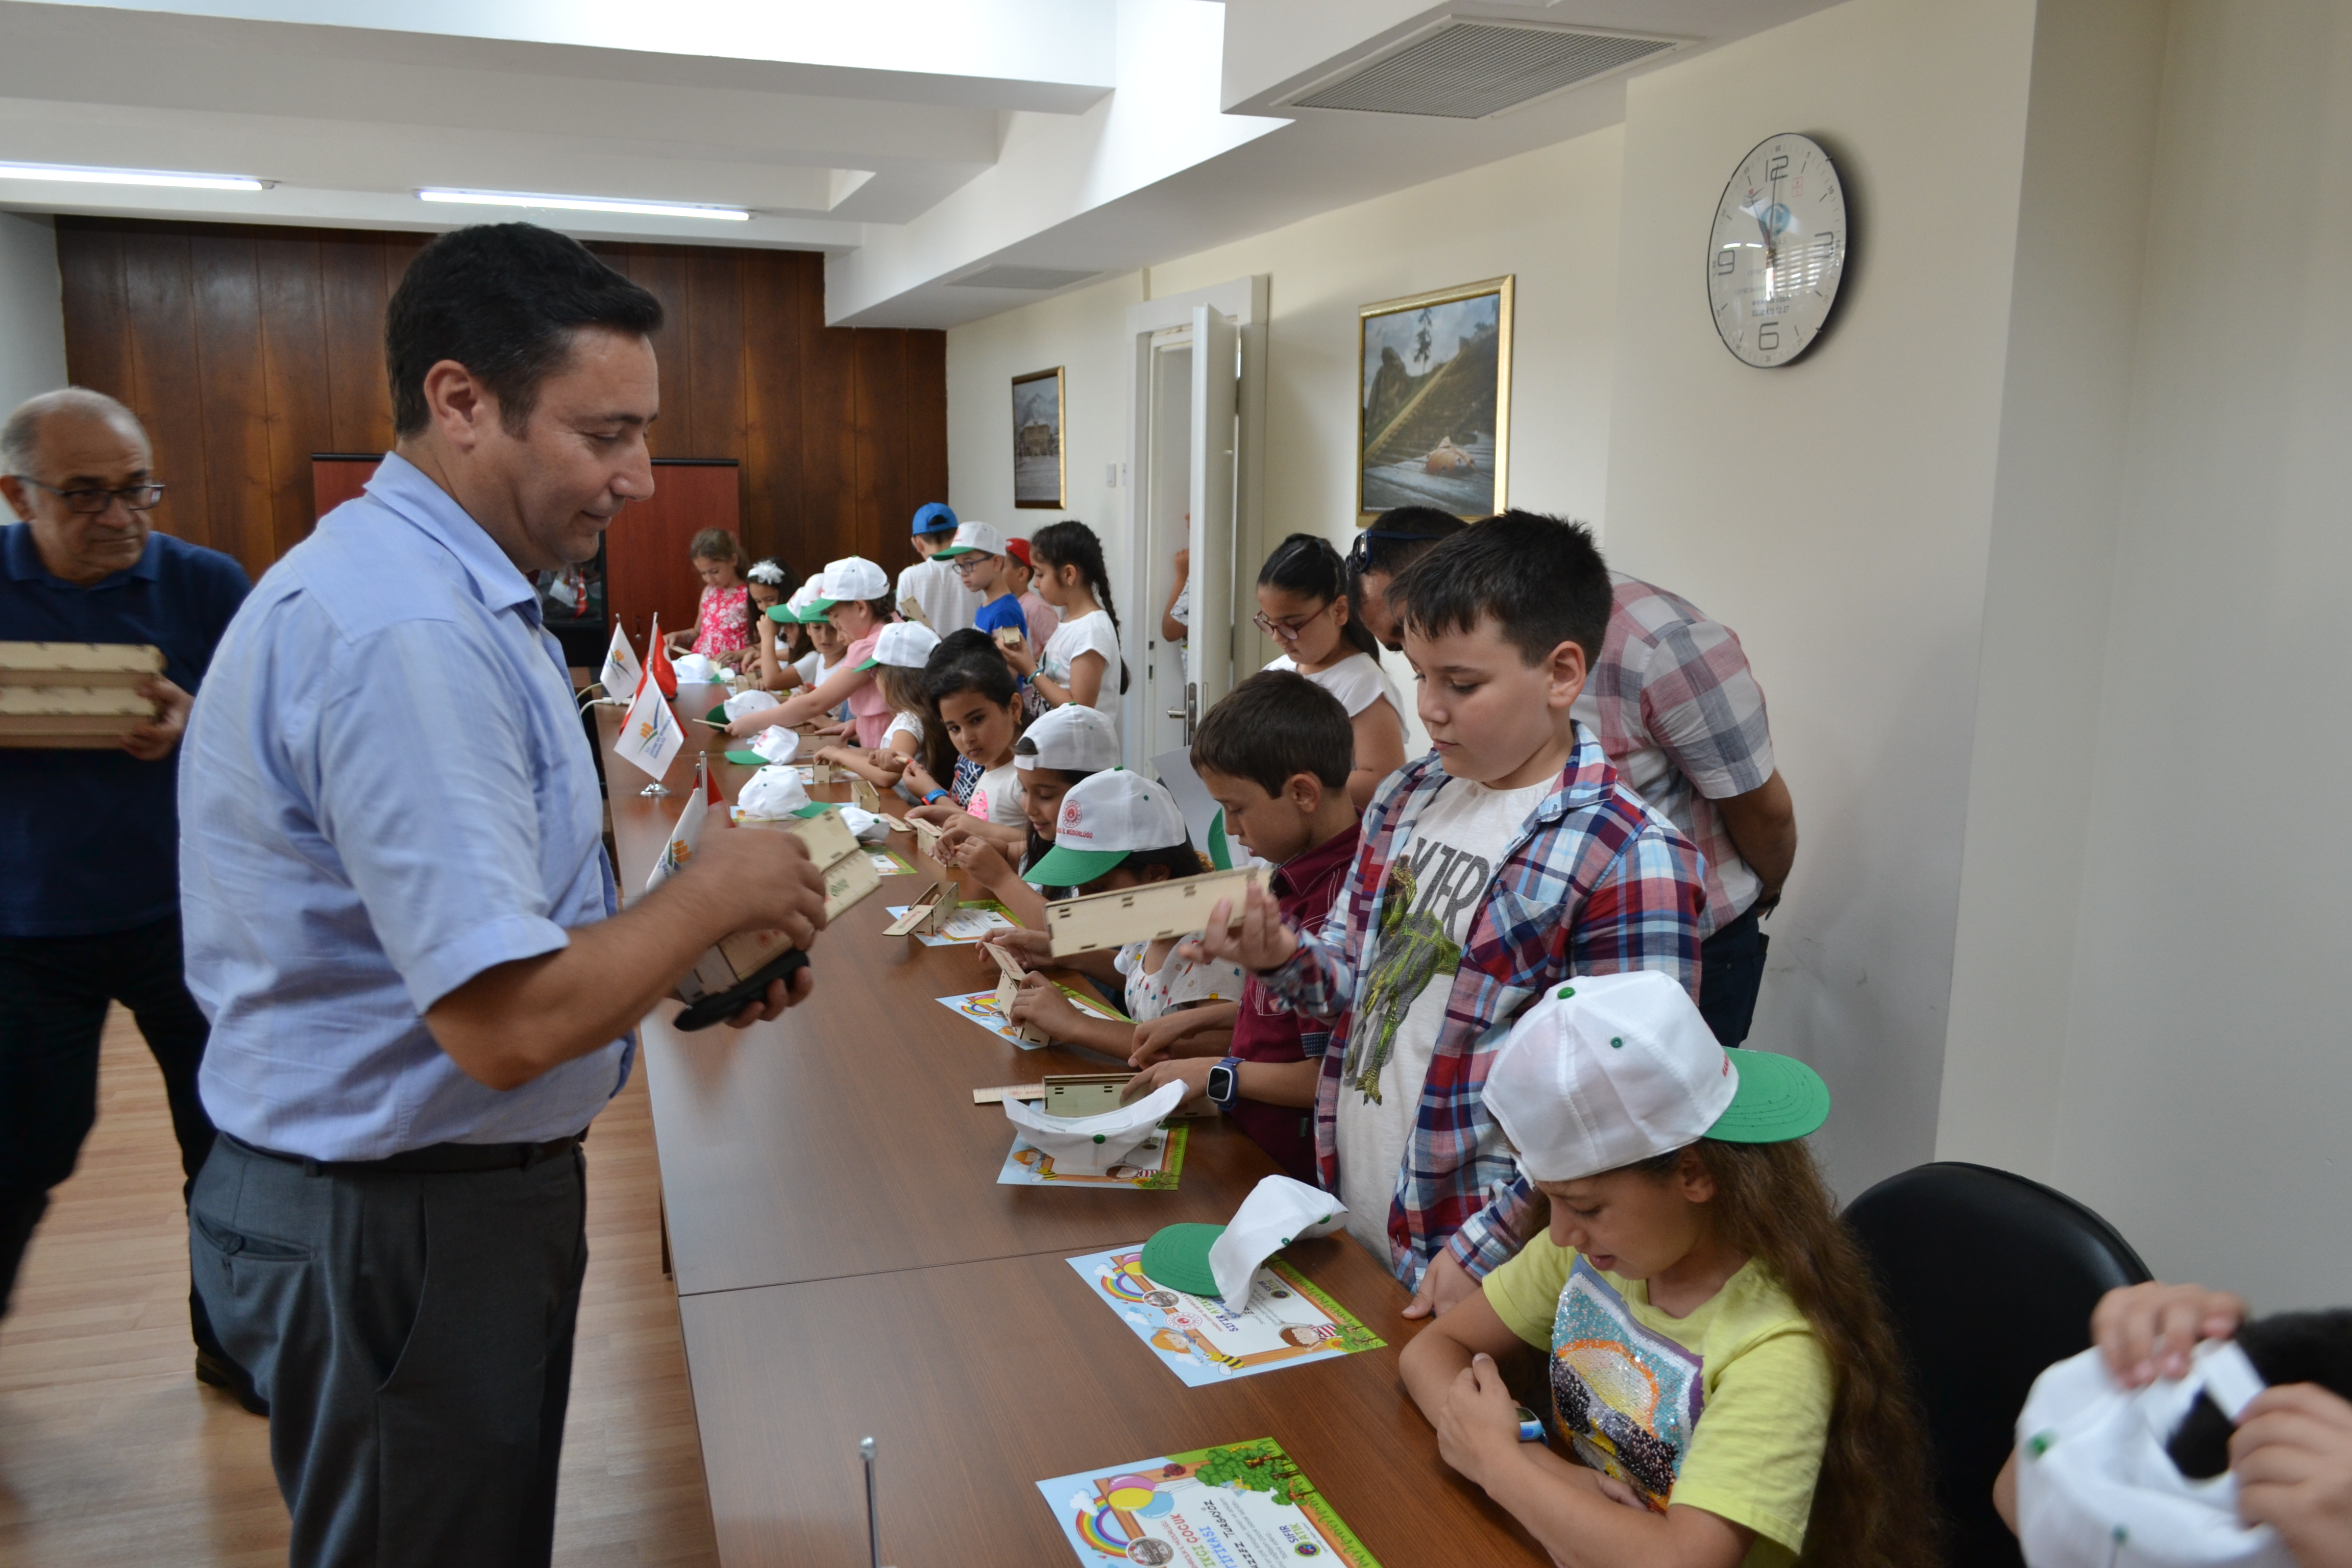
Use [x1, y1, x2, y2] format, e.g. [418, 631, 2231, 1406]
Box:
[1346, 527, 1451, 573]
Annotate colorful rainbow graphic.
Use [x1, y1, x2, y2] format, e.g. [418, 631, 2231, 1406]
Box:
[1074, 1504, 1131, 1556]
[1098, 1253, 1151, 1303]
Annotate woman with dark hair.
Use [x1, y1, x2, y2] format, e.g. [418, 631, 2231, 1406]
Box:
[1257, 532, 1407, 808]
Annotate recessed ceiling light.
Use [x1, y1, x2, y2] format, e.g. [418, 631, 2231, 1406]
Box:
[0, 161, 272, 191]
[416, 188, 751, 222]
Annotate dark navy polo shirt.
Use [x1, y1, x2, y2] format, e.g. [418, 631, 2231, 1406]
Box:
[0, 523, 250, 937]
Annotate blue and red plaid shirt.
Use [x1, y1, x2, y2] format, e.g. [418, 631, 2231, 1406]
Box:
[1260, 725, 1705, 1288]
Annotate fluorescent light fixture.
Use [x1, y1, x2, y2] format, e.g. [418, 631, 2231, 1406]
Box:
[0, 161, 271, 191]
[416, 188, 751, 222]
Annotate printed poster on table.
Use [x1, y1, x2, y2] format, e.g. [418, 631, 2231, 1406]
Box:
[937, 986, 1125, 1051]
[1067, 1247, 1384, 1386]
[1038, 1438, 1382, 1567]
[998, 1123, 1187, 1190]
[885, 900, 1017, 945]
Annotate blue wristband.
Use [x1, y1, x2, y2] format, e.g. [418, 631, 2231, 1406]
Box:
[925, 789, 948, 804]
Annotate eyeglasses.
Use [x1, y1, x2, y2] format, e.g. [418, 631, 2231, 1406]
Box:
[1253, 600, 1336, 642]
[17, 477, 167, 515]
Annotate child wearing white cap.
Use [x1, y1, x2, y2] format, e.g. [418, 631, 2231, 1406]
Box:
[812, 620, 943, 797]
[940, 703, 1120, 928]
[930, 520, 1031, 648]
[1397, 971, 1929, 1568]
[982, 770, 1244, 1060]
[721, 558, 899, 745]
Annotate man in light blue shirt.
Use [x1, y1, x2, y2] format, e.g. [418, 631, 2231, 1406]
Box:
[179, 224, 828, 1568]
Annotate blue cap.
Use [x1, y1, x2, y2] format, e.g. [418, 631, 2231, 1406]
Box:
[911, 502, 959, 535]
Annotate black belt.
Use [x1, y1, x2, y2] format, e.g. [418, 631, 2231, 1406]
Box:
[224, 1130, 585, 1176]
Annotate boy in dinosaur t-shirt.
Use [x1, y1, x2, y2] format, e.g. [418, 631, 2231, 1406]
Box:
[1189, 512, 1705, 1320]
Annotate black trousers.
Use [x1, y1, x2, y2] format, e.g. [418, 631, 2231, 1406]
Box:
[0, 914, 228, 1360]
[1698, 902, 1771, 1048]
[192, 1134, 590, 1568]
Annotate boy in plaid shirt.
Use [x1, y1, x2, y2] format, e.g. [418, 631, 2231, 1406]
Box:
[1189, 513, 1705, 1318]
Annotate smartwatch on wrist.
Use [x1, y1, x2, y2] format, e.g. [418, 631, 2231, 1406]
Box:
[1207, 1056, 1243, 1111]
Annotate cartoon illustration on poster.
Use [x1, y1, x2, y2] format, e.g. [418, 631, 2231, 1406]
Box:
[997, 1125, 1187, 1190]
[1068, 1248, 1383, 1386]
[1038, 1439, 1382, 1567]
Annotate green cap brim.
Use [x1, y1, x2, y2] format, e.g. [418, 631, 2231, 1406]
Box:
[723, 749, 767, 766]
[1705, 1049, 1830, 1143]
[1026, 841, 1130, 888]
[804, 597, 843, 615]
[1140, 1222, 1226, 1297]
[704, 704, 728, 724]
[1206, 808, 1233, 871]
[765, 605, 799, 625]
[855, 656, 881, 671]
[932, 545, 990, 560]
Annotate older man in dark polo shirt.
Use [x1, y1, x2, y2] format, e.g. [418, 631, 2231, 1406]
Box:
[0, 387, 257, 1408]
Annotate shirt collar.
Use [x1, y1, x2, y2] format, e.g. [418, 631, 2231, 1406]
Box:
[1272, 819, 1361, 901]
[362, 453, 540, 621]
[2, 520, 163, 585]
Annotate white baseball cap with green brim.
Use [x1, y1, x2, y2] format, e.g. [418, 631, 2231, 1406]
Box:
[805, 556, 889, 612]
[1483, 969, 1829, 1184]
[858, 620, 940, 671]
[1026, 768, 1189, 888]
[932, 519, 1008, 561]
[1015, 703, 1121, 774]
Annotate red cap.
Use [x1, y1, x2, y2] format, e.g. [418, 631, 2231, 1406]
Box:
[1004, 537, 1034, 570]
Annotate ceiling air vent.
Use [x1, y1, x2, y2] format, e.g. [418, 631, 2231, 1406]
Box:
[1289, 21, 1675, 119]
[949, 266, 1101, 290]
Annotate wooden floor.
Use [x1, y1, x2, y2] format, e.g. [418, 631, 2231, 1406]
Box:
[0, 1007, 721, 1567]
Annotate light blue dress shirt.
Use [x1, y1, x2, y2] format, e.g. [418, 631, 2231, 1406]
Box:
[181, 454, 629, 1160]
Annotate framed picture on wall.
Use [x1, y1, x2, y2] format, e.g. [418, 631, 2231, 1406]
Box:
[1356, 276, 1513, 525]
[1012, 366, 1067, 509]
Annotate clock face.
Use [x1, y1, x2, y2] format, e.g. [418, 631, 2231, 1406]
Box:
[1708, 132, 1848, 368]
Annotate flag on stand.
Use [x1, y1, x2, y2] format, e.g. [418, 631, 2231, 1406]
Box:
[647, 615, 679, 699]
[598, 620, 641, 701]
[611, 664, 685, 782]
[646, 753, 725, 894]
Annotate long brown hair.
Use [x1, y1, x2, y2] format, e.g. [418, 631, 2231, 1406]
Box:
[1682, 1139, 1938, 1568]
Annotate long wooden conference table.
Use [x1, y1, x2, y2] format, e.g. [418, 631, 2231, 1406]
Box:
[601, 684, 1548, 1567]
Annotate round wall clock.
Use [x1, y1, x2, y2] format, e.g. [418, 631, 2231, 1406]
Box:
[1707, 132, 1848, 368]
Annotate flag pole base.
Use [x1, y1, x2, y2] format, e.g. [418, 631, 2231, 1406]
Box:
[640, 782, 672, 797]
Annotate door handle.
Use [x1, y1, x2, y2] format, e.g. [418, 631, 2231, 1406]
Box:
[1166, 708, 1187, 720]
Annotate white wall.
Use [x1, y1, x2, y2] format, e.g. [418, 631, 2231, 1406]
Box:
[0, 211, 68, 423]
[1602, 0, 2040, 1196]
[2036, 0, 2352, 1309]
[946, 126, 1626, 752]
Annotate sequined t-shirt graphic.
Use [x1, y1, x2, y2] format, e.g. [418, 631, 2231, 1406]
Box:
[1550, 1255, 1705, 1511]
[1331, 776, 1547, 1261]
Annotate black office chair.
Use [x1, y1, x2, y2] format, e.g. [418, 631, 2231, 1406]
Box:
[1843, 1161, 2151, 1568]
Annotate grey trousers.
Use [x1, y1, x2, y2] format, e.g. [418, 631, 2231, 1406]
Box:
[189, 1133, 589, 1568]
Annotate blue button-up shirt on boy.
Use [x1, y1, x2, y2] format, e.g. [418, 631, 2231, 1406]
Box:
[179, 454, 627, 1161]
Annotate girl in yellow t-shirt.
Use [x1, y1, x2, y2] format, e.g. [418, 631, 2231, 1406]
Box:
[1399, 971, 1933, 1568]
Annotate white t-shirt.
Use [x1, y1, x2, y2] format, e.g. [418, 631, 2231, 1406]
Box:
[897, 556, 985, 635]
[796, 651, 849, 720]
[969, 760, 1026, 828]
[1265, 650, 1400, 721]
[883, 709, 922, 749]
[1170, 583, 1190, 630]
[1115, 941, 1244, 1024]
[1334, 774, 1550, 1261]
[1041, 609, 1123, 723]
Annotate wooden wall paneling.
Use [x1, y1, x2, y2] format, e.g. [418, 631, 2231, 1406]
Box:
[318, 235, 395, 453]
[741, 251, 808, 582]
[605, 461, 740, 646]
[904, 329, 949, 535]
[608, 244, 698, 458]
[115, 230, 214, 559]
[255, 234, 334, 561]
[54, 224, 131, 403]
[797, 267, 858, 575]
[685, 250, 749, 549]
[186, 232, 275, 580]
[850, 330, 906, 569]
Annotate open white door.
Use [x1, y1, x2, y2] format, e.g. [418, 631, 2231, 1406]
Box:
[1184, 304, 1239, 738]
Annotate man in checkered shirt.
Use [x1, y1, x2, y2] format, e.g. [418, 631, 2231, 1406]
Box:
[1352, 512, 1795, 1046]
[1571, 574, 1794, 1046]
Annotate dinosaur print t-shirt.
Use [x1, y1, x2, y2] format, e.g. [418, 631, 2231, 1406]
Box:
[1335, 774, 1549, 1263]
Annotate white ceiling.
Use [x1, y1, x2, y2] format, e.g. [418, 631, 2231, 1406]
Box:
[0, 0, 1841, 327]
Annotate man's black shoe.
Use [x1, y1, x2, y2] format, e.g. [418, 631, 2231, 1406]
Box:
[194, 1346, 268, 1416]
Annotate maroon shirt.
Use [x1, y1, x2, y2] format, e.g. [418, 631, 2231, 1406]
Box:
[1224, 821, 1360, 1181]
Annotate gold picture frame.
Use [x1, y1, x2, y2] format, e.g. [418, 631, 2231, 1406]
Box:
[1356, 276, 1513, 526]
[1011, 365, 1067, 509]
